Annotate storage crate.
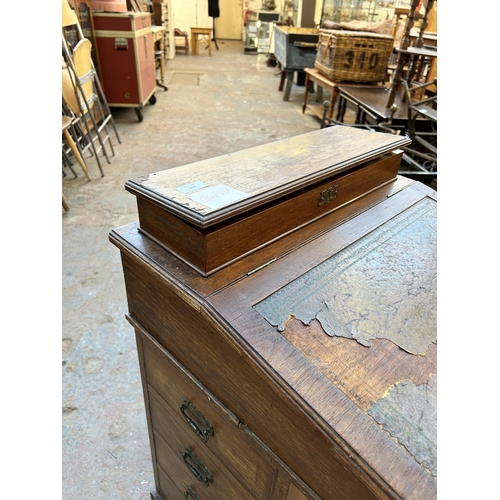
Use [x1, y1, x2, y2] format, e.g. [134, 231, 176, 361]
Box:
[274, 26, 319, 70]
[314, 29, 393, 83]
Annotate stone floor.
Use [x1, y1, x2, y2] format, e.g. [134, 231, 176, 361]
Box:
[62, 39, 328, 500]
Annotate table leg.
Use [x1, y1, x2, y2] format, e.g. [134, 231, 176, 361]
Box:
[156, 37, 167, 91]
[208, 33, 212, 56]
[283, 71, 293, 101]
[336, 95, 346, 121]
[279, 71, 285, 92]
[191, 33, 196, 55]
[302, 73, 310, 113]
[316, 86, 323, 103]
[328, 86, 339, 120]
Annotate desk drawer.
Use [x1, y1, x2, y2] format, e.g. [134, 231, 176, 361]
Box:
[156, 463, 184, 499]
[140, 327, 276, 499]
[151, 391, 253, 500]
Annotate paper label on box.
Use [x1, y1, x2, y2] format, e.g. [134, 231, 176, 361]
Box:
[175, 181, 209, 194]
[186, 184, 249, 209]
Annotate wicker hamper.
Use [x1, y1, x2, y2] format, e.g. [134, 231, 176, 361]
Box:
[314, 29, 394, 83]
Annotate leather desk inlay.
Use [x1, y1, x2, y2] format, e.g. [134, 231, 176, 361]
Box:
[368, 374, 437, 477]
[254, 197, 437, 355]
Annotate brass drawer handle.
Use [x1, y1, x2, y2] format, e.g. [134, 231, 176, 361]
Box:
[180, 398, 214, 443]
[184, 486, 200, 499]
[182, 446, 213, 487]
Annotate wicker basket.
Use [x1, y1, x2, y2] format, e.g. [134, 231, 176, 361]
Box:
[314, 30, 394, 83]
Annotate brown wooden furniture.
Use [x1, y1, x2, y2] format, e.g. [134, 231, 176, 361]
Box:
[302, 68, 383, 122]
[152, 0, 171, 57]
[335, 85, 410, 126]
[190, 27, 213, 56]
[174, 28, 189, 54]
[387, 0, 436, 107]
[110, 126, 437, 500]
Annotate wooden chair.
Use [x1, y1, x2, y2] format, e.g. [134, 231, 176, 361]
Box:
[386, 0, 437, 107]
[397, 77, 437, 181]
[174, 28, 189, 55]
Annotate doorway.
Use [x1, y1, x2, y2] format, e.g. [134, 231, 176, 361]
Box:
[215, 0, 243, 40]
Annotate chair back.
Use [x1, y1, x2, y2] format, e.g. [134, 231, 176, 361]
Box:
[62, 64, 81, 116]
[72, 38, 95, 107]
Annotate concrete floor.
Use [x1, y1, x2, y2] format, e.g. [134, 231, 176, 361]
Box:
[62, 39, 327, 500]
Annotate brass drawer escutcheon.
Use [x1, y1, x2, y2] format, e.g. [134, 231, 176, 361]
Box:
[318, 184, 338, 206]
[182, 446, 213, 487]
[180, 398, 214, 442]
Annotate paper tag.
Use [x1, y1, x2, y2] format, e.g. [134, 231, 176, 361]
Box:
[175, 181, 209, 194]
[187, 184, 249, 209]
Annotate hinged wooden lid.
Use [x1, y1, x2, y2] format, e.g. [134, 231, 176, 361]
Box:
[125, 126, 410, 229]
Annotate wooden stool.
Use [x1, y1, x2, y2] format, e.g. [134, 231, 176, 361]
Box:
[174, 28, 189, 55]
[190, 27, 212, 56]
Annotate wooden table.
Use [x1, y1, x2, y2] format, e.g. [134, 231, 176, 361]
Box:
[302, 68, 383, 122]
[190, 27, 213, 56]
[152, 25, 167, 91]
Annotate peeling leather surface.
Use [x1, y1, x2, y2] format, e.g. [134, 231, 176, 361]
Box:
[368, 375, 437, 477]
[254, 198, 437, 355]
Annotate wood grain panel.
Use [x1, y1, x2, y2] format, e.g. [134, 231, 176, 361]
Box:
[121, 264, 382, 500]
[141, 331, 276, 499]
[136, 152, 403, 275]
[281, 317, 437, 412]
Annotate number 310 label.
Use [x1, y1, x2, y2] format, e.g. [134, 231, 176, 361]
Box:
[343, 50, 380, 70]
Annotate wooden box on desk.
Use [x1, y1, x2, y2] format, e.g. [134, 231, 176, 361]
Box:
[125, 126, 410, 276]
[110, 126, 437, 500]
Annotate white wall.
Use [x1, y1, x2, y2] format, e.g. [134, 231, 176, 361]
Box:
[247, 0, 263, 10]
[171, 0, 212, 33]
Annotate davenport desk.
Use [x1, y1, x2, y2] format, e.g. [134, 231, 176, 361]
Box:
[110, 126, 437, 500]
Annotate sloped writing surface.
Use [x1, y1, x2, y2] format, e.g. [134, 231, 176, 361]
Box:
[368, 374, 437, 477]
[254, 197, 437, 356]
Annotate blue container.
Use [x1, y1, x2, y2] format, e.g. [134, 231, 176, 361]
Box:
[274, 26, 319, 70]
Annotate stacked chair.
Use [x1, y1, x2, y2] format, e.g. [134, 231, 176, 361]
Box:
[62, 0, 121, 183]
